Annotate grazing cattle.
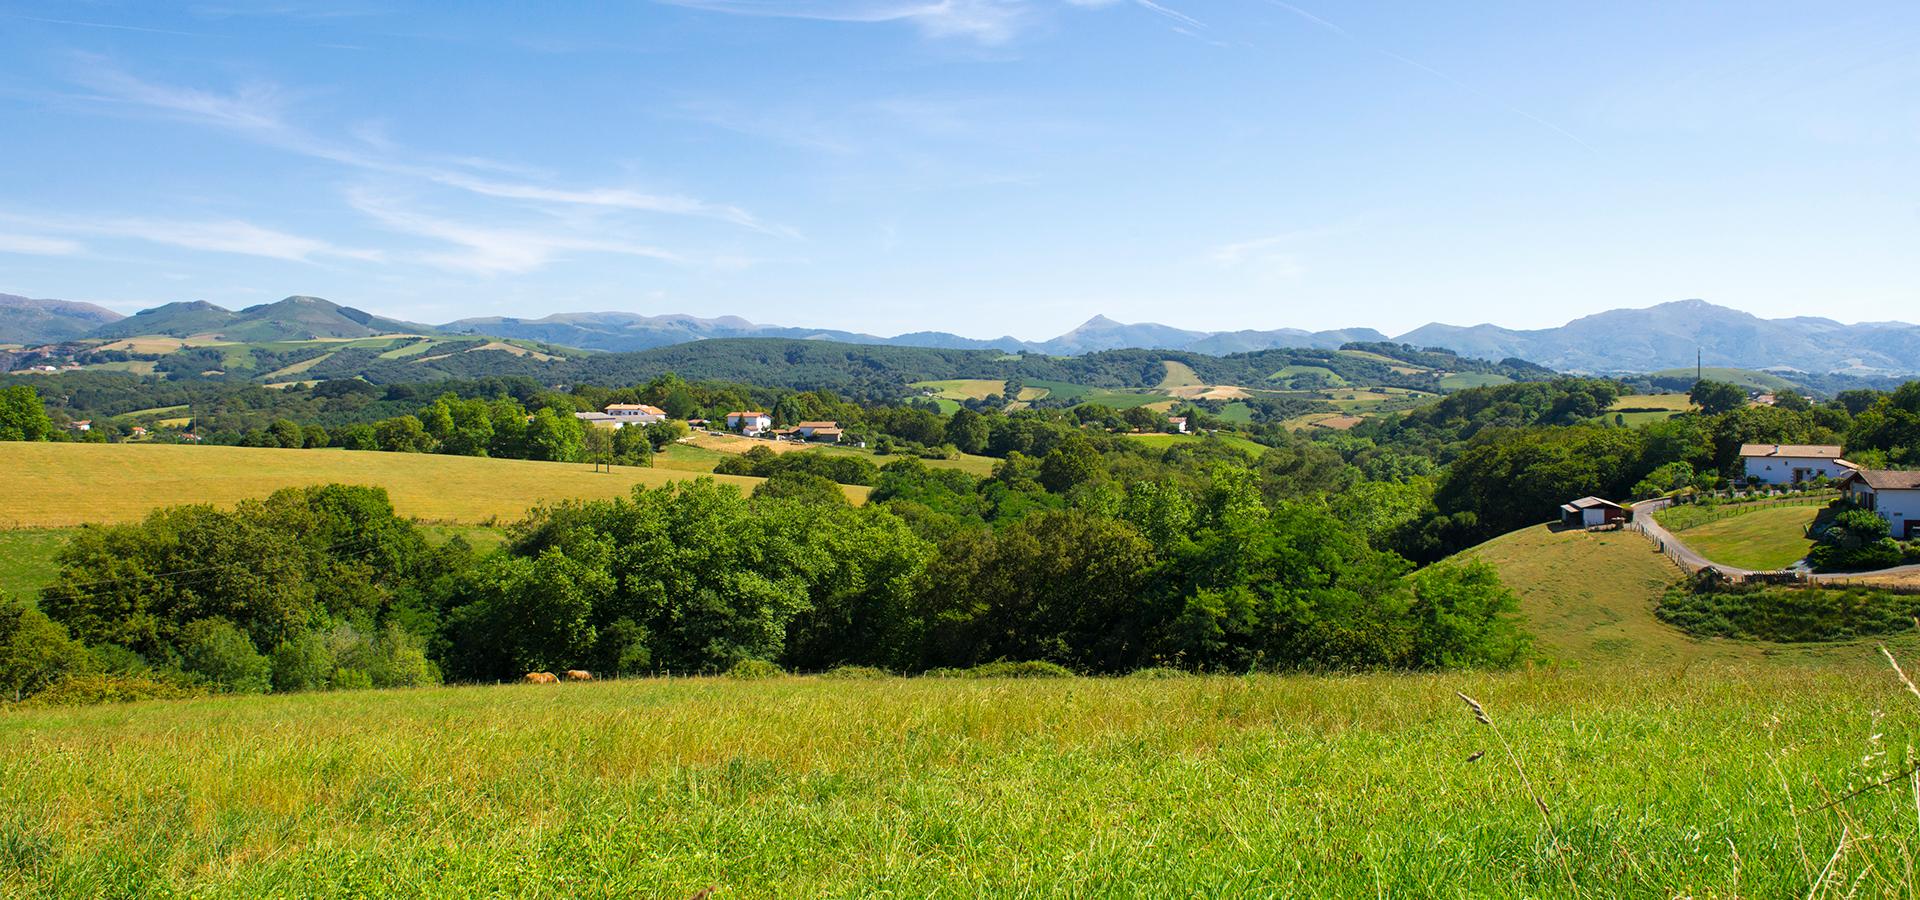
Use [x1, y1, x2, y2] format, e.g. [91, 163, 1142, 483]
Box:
[563, 670, 594, 682]
[522, 672, 558, 684]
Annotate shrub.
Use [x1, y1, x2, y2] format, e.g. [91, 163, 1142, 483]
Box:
[88, 643, 151, 675]
[270, 632, 335, 693]
[330, 668, 374, 690]
[725, 658, 785, 680]
[821, 665, 891, 679]
[1656, 582, 1920, 642]
[21, 672, 202, 707]
[959, 660, 1074, 679]
[1809, 507, 1903, 572]
[177, 618, 271, 694]
[326, 623, 440, 689]
[0, 597, 93, 702]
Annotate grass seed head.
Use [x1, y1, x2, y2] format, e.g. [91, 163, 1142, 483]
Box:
[1457, 692, 1492, 725]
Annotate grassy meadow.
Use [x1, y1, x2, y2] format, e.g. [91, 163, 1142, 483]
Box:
[0, 529, 65, 599]
[0, 442, 866, 528]
[1671, 504, 1820, 570]
[1, 662, 1913, 897]
[8, 451, 1915, 895]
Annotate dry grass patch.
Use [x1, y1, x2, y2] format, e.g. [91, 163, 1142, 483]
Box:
[0, 442, 863, 527]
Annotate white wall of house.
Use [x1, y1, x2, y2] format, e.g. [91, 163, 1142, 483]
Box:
[1743, 456, 1852, 484]
[1852, 485, 1920, 541]
[727, 414, 772, 434]
[1580, 507, 1609, 527]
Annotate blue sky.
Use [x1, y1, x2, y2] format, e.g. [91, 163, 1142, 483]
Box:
[0, 1, 1915, 338]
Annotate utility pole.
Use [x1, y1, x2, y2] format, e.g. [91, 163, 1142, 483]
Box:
[1696, 348, 1702, 385]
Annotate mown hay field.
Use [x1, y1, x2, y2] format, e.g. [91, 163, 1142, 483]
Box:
[1, 663, 1913, 897]
[0, 442, 864, 527]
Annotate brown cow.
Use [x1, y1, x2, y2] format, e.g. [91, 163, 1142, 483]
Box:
[522, 672, 558, 684]
[563, 670, 594, 682]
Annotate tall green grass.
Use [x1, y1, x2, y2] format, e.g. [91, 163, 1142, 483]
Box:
[1, 661, 1914, 897]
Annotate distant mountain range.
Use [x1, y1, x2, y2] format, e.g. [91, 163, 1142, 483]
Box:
[0, 293, 124, 344]
[5, 292, 1919, 375]
[90, 296, 431, 342]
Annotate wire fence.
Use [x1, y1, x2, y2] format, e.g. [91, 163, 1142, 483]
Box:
[1652, 491, 1837, 533]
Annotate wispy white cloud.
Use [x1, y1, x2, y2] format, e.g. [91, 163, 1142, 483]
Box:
[1263, 0, 1597, 153]
[0, 212, 378, 262]
[659, 0, 1200, 43]
[70, 63, 787, 233]
[657, 0, 1031, 43]
[346, 190, 683, 275]
[0, 233, 86, 256]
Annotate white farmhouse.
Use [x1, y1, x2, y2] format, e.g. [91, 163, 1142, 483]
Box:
[793, 421, 844, 443]
[726, 411, 773, 436]
[1837, 469, 1920, 541]
[1739, 444, 1856, 485]
[603, 403, 666, 425]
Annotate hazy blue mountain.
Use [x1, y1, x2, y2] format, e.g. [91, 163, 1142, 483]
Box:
[89, 296, 431, 341]
[1393, 299, 1920, 375]
[22, 290, 1919, 373]
[0, 293, 124, 344]
[88, 300, 236, 339]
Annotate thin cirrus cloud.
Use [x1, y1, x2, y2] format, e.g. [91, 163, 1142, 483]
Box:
[346, 190, 684, 276]
[0, 213, 382, 263]
[69, 62, 787, 235]
[0, 232, 86, 256]
[659, 0, 1202, 42]
[656, 0, 1032, 42]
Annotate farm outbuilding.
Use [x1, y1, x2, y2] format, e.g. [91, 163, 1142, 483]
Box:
[1560, 496, 1627, 528]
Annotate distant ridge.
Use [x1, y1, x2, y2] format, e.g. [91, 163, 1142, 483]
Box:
[0, 293, 125, 344]
[7, 291, 1920, 374]
[88, 296, 432, 342]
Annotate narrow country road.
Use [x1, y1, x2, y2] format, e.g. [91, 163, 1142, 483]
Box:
[1628, 497, 1920, 582]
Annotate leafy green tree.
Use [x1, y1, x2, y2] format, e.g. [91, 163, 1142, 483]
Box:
[421, 394, 497, 456]
[752, 470, 848, 505]
[443, 547, 608, 678]
[270, 631, 335, 692]
[301, 424, 330, 449]
[1038, 436, 1105, 494]
[643, 420, 688, 451]
[521, 407, 585, 462]
[375, 415, 434, 453]
[917, 509, 1155, 672]
[944, 407, 989, 455]
[612, 425, 654, 466]
[0, 596, 92, 701]
[333, 423, 377, 450]
[267, 418, 305, 449]
[178, 618, 271, 693]
[1690, 379, 1747, 415]
[0, 385, 55, 442]
[1404, 560, 1530, 668]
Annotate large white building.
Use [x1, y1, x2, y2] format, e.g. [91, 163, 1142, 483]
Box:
[1739, 444, 1856, 485]
[1838, 469, 1920, 541]
[726, 411, 773, 436]
[604, 404, 666, 425]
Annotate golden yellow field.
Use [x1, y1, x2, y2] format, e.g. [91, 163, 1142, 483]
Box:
[0, 442, 866, 527]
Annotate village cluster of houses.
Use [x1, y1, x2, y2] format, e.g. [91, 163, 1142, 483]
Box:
[1560, 443, 1918, 541]
[569, 404, 847, 445]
